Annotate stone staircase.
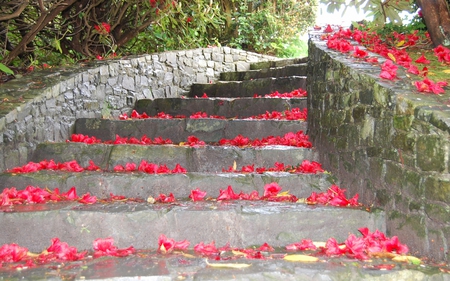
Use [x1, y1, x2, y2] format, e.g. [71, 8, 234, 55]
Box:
[0, 58, 443, 280]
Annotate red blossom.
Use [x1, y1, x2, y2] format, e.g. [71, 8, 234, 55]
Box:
[189, 188, 207, 201]
[94, 22, 111, 35]
[257, 242, 274, 252]
[194, 241, 219, 256]
[407, 64, 420, 75]
[93, 237, 135, 258]
[379, 59, 397, 80]
[415, 54, 430, 64]
[158, 234, 190, 253]
[186, 135, 205, 146]
[156, 193, 176, 203]
[415, 78, 447, 94]
[172, 163, 187, 173]
[286, 239, 316, 251]
[323, 237, 346, 256]
[0, 244, 29, 263]
[217, 185, 240, 201]
[353, 47, 368, 58]
[86, 160, 101, 171]
[78, 193, 97, 204]
[324, 24, 333, 33]
[263, 182, 282, 197]
[306, 185, 360, 207]
[44, 238, 86, 261]
[434, 45, 450, 63]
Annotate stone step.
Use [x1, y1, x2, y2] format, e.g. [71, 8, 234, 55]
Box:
[0, 170, 333, 200]
[30, 143, 318, 173]
[220, 63, 307, 81]
[134, 97, 306, 118]
[0, 253, 442, 281]
[0, 252, 444, 281]
[74, 118, 307, 143]
[188, 76, 306, 98]
[250, 57, 308, 70]
[0, 200, 384, 252]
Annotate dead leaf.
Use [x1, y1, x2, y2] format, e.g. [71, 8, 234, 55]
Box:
[443, 69, 450, 74]
[283, 254, 319, 262]
[396, 40, 405, 47]
[387, 53, 396, 62]
[392, 255, 421, 265]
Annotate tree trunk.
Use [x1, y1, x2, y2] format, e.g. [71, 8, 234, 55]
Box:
[416, 0, 450, 47]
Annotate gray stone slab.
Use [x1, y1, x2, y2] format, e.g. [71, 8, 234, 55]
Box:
[74, 119, 307, 143]
[134, 97, 306, 118]
[0, 171, 334, 199]
[0, 200, 385, 252]
[188, 76, 307, 98]
[31, 143, 319, 172]
[0, 252, 448, 281]
[220, 64, 308, 81]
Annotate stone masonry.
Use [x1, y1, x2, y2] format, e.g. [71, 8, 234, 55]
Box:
[0, 47, 279, 172]
[308, 33, 450, 261]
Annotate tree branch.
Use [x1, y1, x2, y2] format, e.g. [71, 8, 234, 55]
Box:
[0, 1, 29, 21]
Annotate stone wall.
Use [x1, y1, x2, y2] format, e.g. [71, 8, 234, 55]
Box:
[307, 35, 450, 261]
[0, 47, 279, 172]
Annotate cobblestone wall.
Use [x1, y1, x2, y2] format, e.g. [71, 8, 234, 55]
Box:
[0, 47, 278, 172]
[308, 35, 450, 261]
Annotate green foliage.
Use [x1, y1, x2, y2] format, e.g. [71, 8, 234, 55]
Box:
[125, 0, 225, 54]
[229, 0, 317, 56]
[1, 0, 316, 69]
[0, 63, 14, 75]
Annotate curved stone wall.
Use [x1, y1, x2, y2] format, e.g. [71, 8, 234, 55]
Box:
[0, 47, 278, 172]
[308, 34, 450, 261]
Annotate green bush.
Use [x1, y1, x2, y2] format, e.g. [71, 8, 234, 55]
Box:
[1, 0, 317, 69]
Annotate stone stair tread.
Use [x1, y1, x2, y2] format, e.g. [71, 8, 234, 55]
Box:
[0, 253, 441, 281]
[74, 118, 307, 143]
[250, 57, 308, 70]
[30, 143, 318, 172]
[0, 171, 333, 199]
[134, 97, 306, 118]
[0, 200, 384, 251]
[220, 63, 307, 81]
[188, 76, 306, 98]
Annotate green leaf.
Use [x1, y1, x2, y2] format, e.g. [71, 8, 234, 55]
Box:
[0, 63, 14, 75]
[53, 38, 63, 54]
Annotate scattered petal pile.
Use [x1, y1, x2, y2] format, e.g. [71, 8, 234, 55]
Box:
[68, 131, 313, 148]
[7, 159, 186, 174]
[320, 25, 449, 94]
[306, 185, 360, 207]
[0, 237, 134, 269]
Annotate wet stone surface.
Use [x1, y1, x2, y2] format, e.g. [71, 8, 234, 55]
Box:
[0, 171, 334, 199]
[188, 76, 307, 98]
[1, 249, 449, 281]
[134, 97, 306, 118]
[74, 118, 307, 143]
[0, 200, 384, 252]
[30, 143, 318, 172]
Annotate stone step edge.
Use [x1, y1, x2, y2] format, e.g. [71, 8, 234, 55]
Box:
[74, 118, 308, 144]
[219, 63, 308, 81]
[0, 200, 385, 251]
[0, 171, 334, 199]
